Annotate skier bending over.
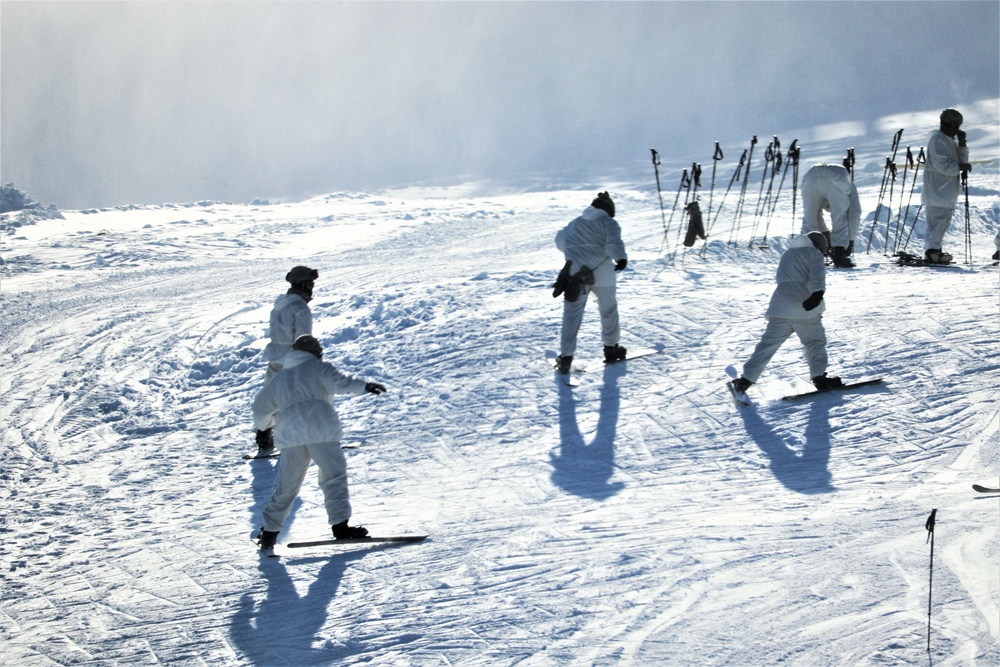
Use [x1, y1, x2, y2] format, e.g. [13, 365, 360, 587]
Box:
[799, 163, 861, 268]
[255, 265, 318, 453]
[252, 335, 387, 549]
[732, 232, 843, 395]
[553, 191, 629, 373]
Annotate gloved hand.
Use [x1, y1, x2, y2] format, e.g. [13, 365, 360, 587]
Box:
[365, 382, 387, 395]
[802, 290, 824, 311]
[960, 163, 972, 174]
[615, 258, 628, 271]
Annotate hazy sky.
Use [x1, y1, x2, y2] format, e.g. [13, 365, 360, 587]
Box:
[2, 1, 998, 209]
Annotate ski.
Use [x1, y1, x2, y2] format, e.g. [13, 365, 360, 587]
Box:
[287, 535, 428, 548]
[972, 484, 1000, 494]
[781, 378, 883, 401]
[726, 380, 751, 407]
[894, 252, 959, 268]
[243, 442, 362, 460]
[576, 347, 663, 372]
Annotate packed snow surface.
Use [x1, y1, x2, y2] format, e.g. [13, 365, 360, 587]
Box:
[1, 103, 998, 666]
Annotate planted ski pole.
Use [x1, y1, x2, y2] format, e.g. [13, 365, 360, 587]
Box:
[890, 147, 915, 254]
[925, 508, 937, 652]
[731, 135, 758, 245]
[651, 149, 668, 241]
[787, 140, 801, 237]
[748, 138, 777, 248]
[672, 162, 701, 261]
[843, 147, 855, 180]
[661, 168, 690, 254]
[867, 129, 903, 253]
[962, 167, 972, 265]
[759, 150, 783, 249]
[701, 148, 746, 257]
[900, 147, 926, 252]
[707, 142, 724, 222]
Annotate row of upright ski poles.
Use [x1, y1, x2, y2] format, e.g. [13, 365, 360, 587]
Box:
[653, 130, 975, 265]
[652, 135, 801, 264]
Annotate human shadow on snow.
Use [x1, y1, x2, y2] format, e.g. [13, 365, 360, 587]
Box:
[229, 550, 369, 665]
[737, 393, 841, 494]
[550, 362, 626, 500]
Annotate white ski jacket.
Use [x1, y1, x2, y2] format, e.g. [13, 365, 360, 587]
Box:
[765, 235, 827, 320]
[252, 350, 367, 449]
[922, 129, 969, 209]
[555, 206, 627, 287]
[262, 293, 312, 363]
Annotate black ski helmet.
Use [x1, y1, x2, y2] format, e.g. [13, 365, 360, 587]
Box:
[286, 265, 319, 284]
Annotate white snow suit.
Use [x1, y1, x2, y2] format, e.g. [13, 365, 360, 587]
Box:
[262, 291, 313, 381]
[252, 349, 368, 532]
[555, 206, 628, 357]
[800, 164, 861, 249]
[921, 129, 969, 251]
[742, 235, 829, 382]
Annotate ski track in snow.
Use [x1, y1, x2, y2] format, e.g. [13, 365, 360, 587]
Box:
[2, 111, 999, 665]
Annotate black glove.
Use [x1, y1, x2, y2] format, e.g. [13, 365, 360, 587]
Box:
[802, 290, 824, 311]
[960, 163, 972, 174]
[615, 258, 628, 271]
[365, 382, 387, 395]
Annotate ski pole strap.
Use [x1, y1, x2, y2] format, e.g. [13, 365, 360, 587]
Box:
[714, 142, 724, 160]
[925, 508, 937, 543]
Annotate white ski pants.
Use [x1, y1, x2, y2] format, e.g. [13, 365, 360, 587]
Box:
[742, 316, 828, 383]
[262, 441, 351, 532]
[800, 189, 856, 249]
[923, 205, 955, 252]
[560, 283, 620, 357]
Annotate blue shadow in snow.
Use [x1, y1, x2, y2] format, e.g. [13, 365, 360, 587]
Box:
[737, 394, 840, 494]
[550, 362, 626, 500]
[229, 550, 369, 665]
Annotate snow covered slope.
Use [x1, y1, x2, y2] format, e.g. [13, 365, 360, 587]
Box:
[1, 103, 998, 666]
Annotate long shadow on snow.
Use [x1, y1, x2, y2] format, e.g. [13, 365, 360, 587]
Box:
[550, 362, 626, 500]
[229, 550, 368, 665]
[737, 394, 841, 494]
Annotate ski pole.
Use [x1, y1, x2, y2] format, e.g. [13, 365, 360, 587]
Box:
[962, 167, 971, 265]
[867, 129, 903, 253]
[843, 147, 855, 180]
[925, 508, 937, 652]
[731, 135, 758, 245]
[661, 168, 690, 254]
[759, 150, 783, 249]
[900, 148, 925, 253]
[671, 163, 700, 264]
[707, 141, 724, 223]
[787, 140, 801, 237]
[890, 147, 914, 254]
[651, 149, 668, 241]
[701, 149, 746, 258]
[748, 138, 776, 248]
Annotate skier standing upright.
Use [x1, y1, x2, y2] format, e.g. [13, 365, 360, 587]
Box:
[252, 335, 386, 549]
[799, 163, 862, 268]
[255, 265, 318, 453]
[554, 192, 629, 372]
[732, 232, 843, 394]
[921, 108, 971, 264]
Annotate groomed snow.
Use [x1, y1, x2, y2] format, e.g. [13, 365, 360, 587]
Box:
[1, 102, 998, 666]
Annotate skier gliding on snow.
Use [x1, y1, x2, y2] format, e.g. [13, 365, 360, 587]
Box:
[732, 232, 843, 395]
[553, 192, 629, 373]
[255, 265, 318, 453]
[252, 335, 387, 550]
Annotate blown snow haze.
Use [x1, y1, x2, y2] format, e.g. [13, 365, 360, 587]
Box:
[2, 1, 998, 208]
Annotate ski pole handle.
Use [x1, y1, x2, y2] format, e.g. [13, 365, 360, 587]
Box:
[713, 142, 724, 161]
[651, 148, 660, 166]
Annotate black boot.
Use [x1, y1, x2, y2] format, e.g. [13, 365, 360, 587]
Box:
[555, 355, 573, 374]
[831, 246, 854, 268]
[255, 428, 274, 452]
[732, 376, 754, 393]
[812, 373, 844, 391]
[255, 528, 279, 549]
[604, 344, 627, 363]
[332, 520, 370, 540]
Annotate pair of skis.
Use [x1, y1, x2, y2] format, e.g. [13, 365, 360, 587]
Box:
[727, 376, 883, 406]
[253, 531, 428, 558]
[548, 347, 662, 386]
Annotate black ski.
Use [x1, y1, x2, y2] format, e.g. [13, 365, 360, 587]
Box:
[287, 535, 428, 548]
[894, 252, 958, 268]
[972, 484, 1000, 494]
[576, 347, 662, 372]
[781, 378, 883, 401]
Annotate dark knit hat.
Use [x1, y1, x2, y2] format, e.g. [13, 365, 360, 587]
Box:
[286, 265, 319, 284]
[940, 108, 963, 126]
[591, 191, 615, 218]
[291, 334, 323, 359]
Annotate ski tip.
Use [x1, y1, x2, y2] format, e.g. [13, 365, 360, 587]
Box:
[972, 484, 1000, 494]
